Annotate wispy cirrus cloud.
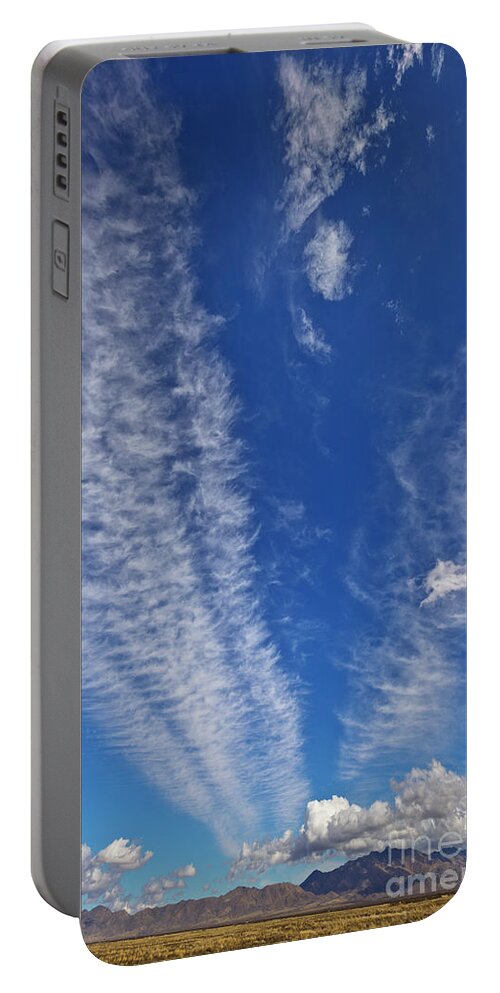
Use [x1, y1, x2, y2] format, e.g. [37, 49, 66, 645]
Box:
[420, 560, 466, 607]
[341, 362, 466, 778]
[230, 761, 466, 875]
[387, 44, 424, 87]
[293, 307, 332, 360]
[276, 55, 394, 235]
[271, 495, 334, 549]
[82, 61, 307, 858]
[431, 44, 446, 82]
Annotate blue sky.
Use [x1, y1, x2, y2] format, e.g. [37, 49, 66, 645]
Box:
[81, 43, 466, 912]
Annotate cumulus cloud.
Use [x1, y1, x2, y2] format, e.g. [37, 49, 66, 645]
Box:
[82, 839, 153, 912]
[293, 307, 332, 360]
[387, 44, 424, 87]
[82, 844, 120, 905]
[230, 761, 466, 875]
[304, 221, 354, 301]
[134, 875, 186, 912]
[96, 838, 153, 871]
[426, 124, 436, 145]
[174, 863, 196, 878]
[277, 56, 394, 234]
[82, 61, 307, 858]
[420, 560, 467, 607]
[82, 839, 196, 912]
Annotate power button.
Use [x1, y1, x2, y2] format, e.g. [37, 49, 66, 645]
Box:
[52, 220, 69, 298]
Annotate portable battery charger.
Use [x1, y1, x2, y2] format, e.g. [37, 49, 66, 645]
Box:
[32, 24, 466, 965]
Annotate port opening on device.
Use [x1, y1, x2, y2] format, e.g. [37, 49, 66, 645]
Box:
[54, 101, 70, 201]
[123, 46, 246, 58]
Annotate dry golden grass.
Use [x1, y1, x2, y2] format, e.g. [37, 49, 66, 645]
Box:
[87, 894, 451, 966]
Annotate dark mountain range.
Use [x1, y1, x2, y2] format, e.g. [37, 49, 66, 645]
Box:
[301, 847, 466, 900]
[81, 882, 323, 943]
[82, 848, 465, 944]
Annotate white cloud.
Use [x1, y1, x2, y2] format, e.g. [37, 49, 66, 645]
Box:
[431, 45, 446, 82]
[342, 362, 466, 774]
[134, 875, 186, 911]
[82, 839, 197, 911]
[420, 560, 467, 607]
[426, 124, 436, 145]
[293, 308, 332, 360]
[230, 761, 466, 875]
[82, 839, 153, 912]
[82, 844, 118, 903]
[384, 298, 408, 328]
[82, 61, 307, 859]
[96, 838, 153, 871]
[271, 496, 334, 552]
[174, 863, 196, 878]
[277, 56, 394, 234]
[304, 221, 354, 301]
[387, 44, 424, 87]
[275, 499, 305, 526]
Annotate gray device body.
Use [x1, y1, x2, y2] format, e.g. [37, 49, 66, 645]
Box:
[31, 24, 404, 919]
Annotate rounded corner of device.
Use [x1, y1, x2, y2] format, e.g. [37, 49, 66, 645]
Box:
[440, 43, 467, 80]
[32, 40, 65, 81]
[32, 861, 79, 919]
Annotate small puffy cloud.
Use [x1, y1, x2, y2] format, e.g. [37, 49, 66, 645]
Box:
[229, 761, 466, 876]
[294, 308, 332, 360]
[174, 863, 197, 878]
[81, 854, 116, 900]
[81, 842, 93, 869]
[234, 830, 295, 875]
[304, 221, 354, 302]
[82, 839, 153, 912]
[82, 837, 196, 912]
[135, 875, 185, 911]
[384, 298, 408, 329]
[135, 863, 197, 909]
[420, 560, 467, 607]
[96, 837, 153, 870]
[387, 44, 424, 87]
[426, 124, 436, 145]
